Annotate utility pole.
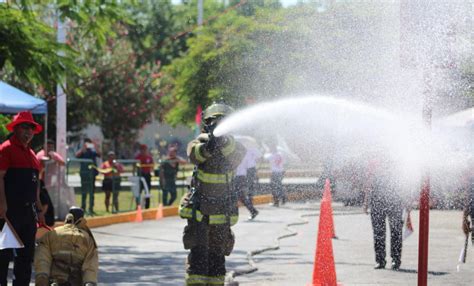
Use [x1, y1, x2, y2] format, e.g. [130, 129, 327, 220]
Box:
[56, 17, 67, 161]
[197, 0, 203, 26]
[400, 1, 469, 285]
[56, 12, 67, 218]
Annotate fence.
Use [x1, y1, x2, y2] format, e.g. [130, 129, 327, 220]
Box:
[66, 158, 194, 215]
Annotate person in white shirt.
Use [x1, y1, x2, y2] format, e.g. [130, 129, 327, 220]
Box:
[234, 147, 260, 220]
[245, 145, 262, 213]
[265, 145, 286, 207]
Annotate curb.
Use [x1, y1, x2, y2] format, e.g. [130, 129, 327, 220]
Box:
[85, 194, 274, 228]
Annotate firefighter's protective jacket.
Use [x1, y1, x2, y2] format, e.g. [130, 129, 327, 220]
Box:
[34, 215, 98, 286]
[183, 133, 245, 223]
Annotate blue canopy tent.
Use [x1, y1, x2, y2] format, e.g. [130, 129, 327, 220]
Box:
[0, 81, 47, 114]
[0, 80, 48, 148]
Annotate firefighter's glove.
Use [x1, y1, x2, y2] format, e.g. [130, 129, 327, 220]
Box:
[35, 274, 49, 286]
[205, 135, 228, 154]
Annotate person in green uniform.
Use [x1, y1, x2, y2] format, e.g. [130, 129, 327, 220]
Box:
[159, 145, 186, 206]
[75, 139, 101, 215]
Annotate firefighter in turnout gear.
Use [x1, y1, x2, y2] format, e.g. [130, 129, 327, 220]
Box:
[34, 207, 98, 286]
[180, 103, 245, 286]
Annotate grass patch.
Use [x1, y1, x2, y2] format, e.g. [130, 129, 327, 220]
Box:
[75, 187, 187, 217]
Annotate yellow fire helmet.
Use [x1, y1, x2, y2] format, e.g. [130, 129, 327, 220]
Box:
[202, 103, 234, 122]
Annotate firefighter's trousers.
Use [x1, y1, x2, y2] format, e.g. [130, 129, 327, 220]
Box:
[184, 217, 234, 286]
[370, 195, 403, 266]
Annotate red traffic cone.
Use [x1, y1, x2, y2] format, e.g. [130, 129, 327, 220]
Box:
[323, 179, 337, 239]
[135, 205, 143, 223]
[310, 181, 338, 286]
[156, 203, 164, 220]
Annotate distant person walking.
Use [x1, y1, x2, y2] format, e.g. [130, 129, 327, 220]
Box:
[246, 144, 262, 210]
[363, 157, 404, 270]
[159, 145, 186, 206]
[75, 138, 101, 215]
[101, 151, 124, 213]
[135, 144, 154, 209]
[234, 146, 260, 219]
[265, 146, 286, 207]
[0, 111, 45, 286]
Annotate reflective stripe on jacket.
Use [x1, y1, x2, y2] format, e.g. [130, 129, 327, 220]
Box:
[197, 170, 234, 184]
[179, 205, 203, 222]
[179, 205, 238, 226]
[185, 274, 225, 285]
[186, 133, 245, 217]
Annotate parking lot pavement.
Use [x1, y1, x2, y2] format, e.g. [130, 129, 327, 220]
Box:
[93, 201, 474, 285]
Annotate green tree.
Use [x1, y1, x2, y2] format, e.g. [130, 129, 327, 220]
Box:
[66, 31, 162, 152]
[0, 0, 125, 91]
[125, 1, 189, 68]
[0, 4, 76, 92]
[64, 1, 227, 145]
[160, 2, 409, 125]
[160, 4, 290, 125]
[0, 114, 10, 143]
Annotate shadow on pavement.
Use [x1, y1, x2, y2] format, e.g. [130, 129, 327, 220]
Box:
[395, 268, 449, 276]
[99, 246, 186, 284]
[93, 230, 177, 243]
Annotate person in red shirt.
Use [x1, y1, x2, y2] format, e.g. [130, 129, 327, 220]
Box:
[0, 111, 45, 285]
[134, 144, 154, 209]
[101, 151, 124, 213]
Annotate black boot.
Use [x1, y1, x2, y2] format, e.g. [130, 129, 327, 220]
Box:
[374, 261, 386, 269]
[391, 261, 401, 270]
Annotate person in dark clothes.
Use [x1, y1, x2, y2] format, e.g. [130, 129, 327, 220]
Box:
[159, 145, 186, 206]
[363, 157, 404, 271]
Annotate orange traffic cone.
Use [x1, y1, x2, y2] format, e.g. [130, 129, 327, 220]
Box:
[324, 179, 337, 239]
[135, 205, 143, 223]
[156, 203, 164, 220]
[310, 180, 338, 286]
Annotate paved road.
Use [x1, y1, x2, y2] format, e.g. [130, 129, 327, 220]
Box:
[93, 201, 474, 285]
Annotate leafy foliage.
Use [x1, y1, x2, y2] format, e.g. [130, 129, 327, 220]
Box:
[0, 114, 10, 143]
[66, 32, 162, 151]
[0, 4, 77, 92]
[161, 4, 293, 125]
[2, 0, 471, 148]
